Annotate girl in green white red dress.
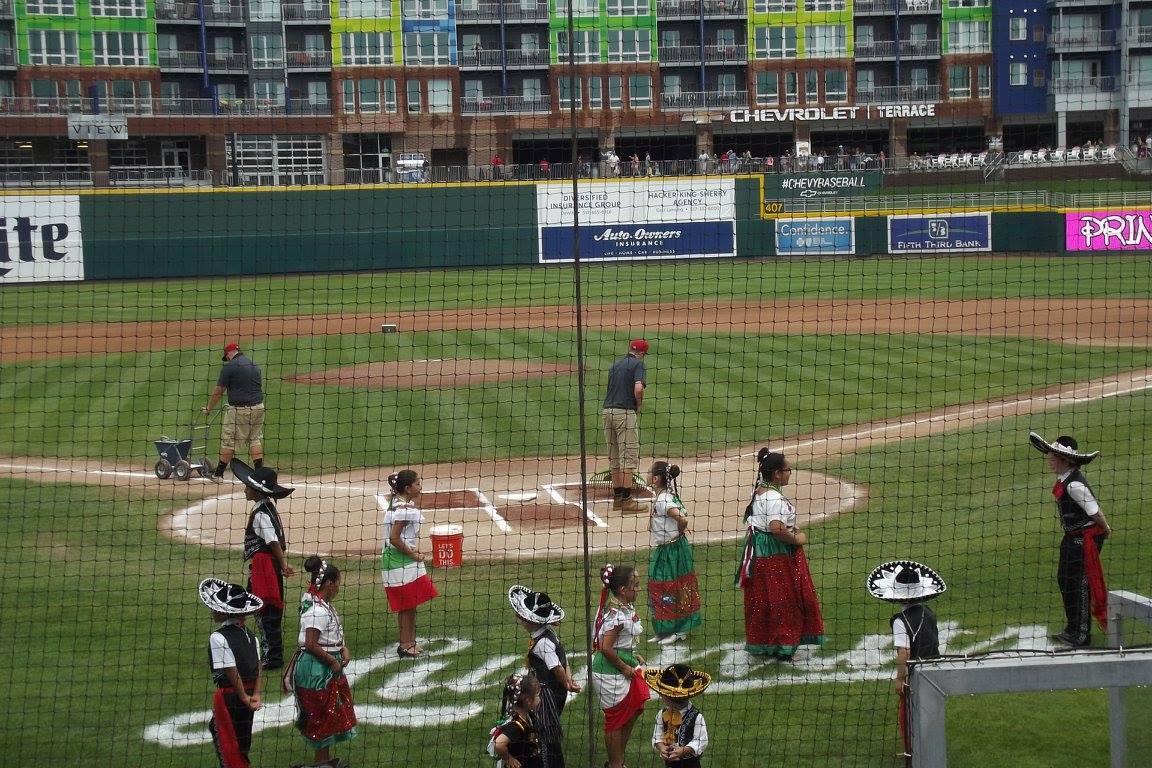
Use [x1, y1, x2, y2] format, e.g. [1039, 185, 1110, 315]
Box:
[381, 469, 439, 658]
[646, 462, 702, 644]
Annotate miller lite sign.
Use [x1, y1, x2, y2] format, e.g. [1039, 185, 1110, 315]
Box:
[0, 195, 84, 283]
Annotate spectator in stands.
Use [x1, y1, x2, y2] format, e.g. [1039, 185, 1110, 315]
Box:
[630, 153, 640, 176]
[878, 149, 887, 169]
[644, 152, 654, 177]
[697, 150, 710, 174]
[491, 152, 504, 180]
[538, 158, 550, 178]
[764, 155, 775, 173]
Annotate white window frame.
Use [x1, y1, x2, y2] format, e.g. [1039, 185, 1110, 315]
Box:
[251, 34, 284, 68]
[948, 20, 991, 53]
[342, 32, 392, 65]
[628, 74, 652, 108]
[824, 69, 847, 102]
[607, 0, 647, 16]
[558, 74, 583, 109]
[93, 31, 150, 66]
[248, 0, 281, 20]
[557, 30, 600, 64]
[428, 77, 452, 113]
[756, 71, 778, 105]
[755, 0, 795, 10]
[608, 75, 622, 108]
[91, 0, 146, 16]
[589, 75, 603, 108]
[339, 0, 391, 17]
[803, 24, 847, 58]
[607, 29, 651, 63]
[28, 30, 79, 65]
[948, 64, 971, 98]
[401, 0, 449, 18]
[755, 26, 797, 59]
[406, 80, 422, 113]
[26, 0, 75, 13]
[1008, 17, 1027, 41]
[784, 71, 798, 104]
[404, 31, 451, 66]
[803, 0, 844, 10]
[1009, 62, 1027, 86]
[254, 81, 286, 103]
[556, 0, 598, 15]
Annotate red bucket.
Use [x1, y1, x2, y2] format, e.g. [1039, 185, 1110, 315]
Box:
[430, 524, 464, 568]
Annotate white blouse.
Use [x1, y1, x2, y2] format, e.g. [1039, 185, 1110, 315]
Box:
[597, 603, 644, 651]
[383, 497, 423, 550]
[747, 486, 795, 532]
[650, 490, 684, 545]
[297, 596, 345, 651]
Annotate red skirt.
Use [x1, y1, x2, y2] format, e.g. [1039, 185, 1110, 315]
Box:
[385, 574, 439, 613]
[248, 552, 284, 610]
[743, 550, 825, 652]
[296, 674, 358, 748]
[603, 668, 651, 733]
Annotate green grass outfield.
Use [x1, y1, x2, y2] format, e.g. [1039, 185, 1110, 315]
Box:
[2, 256, 1151, 767]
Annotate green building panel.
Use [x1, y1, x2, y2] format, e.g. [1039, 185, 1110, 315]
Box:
[549, 0, 655, 63]
[746, 11, 854, 59]
[330, 0, 401, 66]
[15, 0, 157, 66]
[941, 2, 992, 55]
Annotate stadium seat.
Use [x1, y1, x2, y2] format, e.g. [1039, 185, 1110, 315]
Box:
[1050, 148, 1066, 162]
[959, 152, 973, 167]
[937, 153, 948, 167]
[1083, 145, 1100, 161]
[1101, 146, 1117, 162]
[1020, 149, 1034, 164]
[1067, 146, 1082, 161]
[975, 151, 988, 166]
[1035, 148, 1049, 162]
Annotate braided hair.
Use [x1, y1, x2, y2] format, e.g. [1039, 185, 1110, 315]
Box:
[303, 555, 341, 593]
[757, 450, 787, 486]
[388, 469, 419, 504]
[498, 672, 540, 719]
[650, 461, 681, 493]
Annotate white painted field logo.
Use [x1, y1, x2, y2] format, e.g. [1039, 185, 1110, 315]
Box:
[0, 195, 84, 283]
[144, 624, 1051, 748]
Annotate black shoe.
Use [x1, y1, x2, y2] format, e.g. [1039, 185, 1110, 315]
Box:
[397, 644, 423, 658]
[1051, 632, 1089, 647]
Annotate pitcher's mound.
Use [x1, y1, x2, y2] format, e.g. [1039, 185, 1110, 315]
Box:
[290, 359, 577, 389]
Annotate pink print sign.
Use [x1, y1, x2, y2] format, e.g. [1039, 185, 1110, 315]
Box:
[1065, 211, 1152, 251]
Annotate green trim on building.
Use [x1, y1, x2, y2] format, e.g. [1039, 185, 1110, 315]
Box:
[15, 0, 157, 66]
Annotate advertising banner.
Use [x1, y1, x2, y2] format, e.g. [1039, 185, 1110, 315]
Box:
[67, 114, 129, 141]
[765, 171, 882, 201]
[0, 195, 84, 283]
[887, 213, 992, 254]
[1065, 211, 1152, 251]
[537, 179, 736, 262]
[774, 218, 855, 255]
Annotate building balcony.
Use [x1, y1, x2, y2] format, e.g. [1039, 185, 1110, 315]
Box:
[0, 0, 12, 19]
[655, 0, 747, 19]
[0, 47, 15, 68]
[661, 89, 746, 110]
[1128, 75, 1152, 107]
[454, 1, 549, 23]
[286, 49, 331, 69]
[704, 44, 747, 63]
[158, 50, 205, 71]
[1047, 0, 1112, 7]
[1127, 26, 1152, 47]
[900, 39, 941, 58]
[855, 0, 940, 12]
[1049, 28, 1117, 51]
[156, 1, 246, 24]
[283, 2, 331, 21]
[660, 45, 745, 64]
[459, 94, 551, 115]
[1049, 75, 1116, 111]
[855, 84, 940, 104]
[209, 52, 249, 72]
[459, 48, 549, 68]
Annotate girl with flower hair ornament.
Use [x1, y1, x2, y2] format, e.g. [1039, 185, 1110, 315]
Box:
[591, 563, 650, 768]
[488, 673, 544, 768]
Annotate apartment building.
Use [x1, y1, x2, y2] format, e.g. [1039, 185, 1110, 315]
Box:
[0, 0, 1002, 184]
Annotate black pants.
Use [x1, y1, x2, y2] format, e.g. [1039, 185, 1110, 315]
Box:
[209, 688, 255, 768]
[257, 604, 284, 667]
[1057, 533, 1104, 644]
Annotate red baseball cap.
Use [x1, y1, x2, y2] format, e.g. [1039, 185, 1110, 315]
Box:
[630, 339, 649, 353]
[222, 342, 240, 361]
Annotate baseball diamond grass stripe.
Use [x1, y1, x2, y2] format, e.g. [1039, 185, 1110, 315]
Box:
[4, 257, 1152, 325]
[0, 330, 1148, 470]
[4, 393, 1151, 767]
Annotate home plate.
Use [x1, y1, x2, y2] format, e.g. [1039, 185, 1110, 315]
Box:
[498, 492, 538, 502]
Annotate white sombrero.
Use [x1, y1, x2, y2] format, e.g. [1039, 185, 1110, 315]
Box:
[866, 561, 946, 604]
[508, 584, 565, 624]
[1028, 431, 1099, 465]
[199, 577, 264, 614]
[230, 458, 295, 499]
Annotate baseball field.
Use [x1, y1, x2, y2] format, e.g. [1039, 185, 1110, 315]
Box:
[2, 255, 1152, 768]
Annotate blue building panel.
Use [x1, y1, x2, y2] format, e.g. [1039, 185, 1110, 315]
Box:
[992, 0, 1049, 116]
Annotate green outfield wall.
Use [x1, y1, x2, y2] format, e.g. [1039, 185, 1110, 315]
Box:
[0, 179, 1080, 284]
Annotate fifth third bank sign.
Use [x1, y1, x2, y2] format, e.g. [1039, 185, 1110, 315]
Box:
[887, 213, 991, 254]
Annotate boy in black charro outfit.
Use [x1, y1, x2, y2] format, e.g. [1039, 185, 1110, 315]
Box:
[200, 578, 265, 768]
[867, 560, 946, 764]
[508, 585, 581, 768]
[644, 663, 711, 768]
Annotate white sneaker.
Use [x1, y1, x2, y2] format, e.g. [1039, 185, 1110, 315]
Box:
[658, 633, 686, 645]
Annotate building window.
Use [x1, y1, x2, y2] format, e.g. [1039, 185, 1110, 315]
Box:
[557, 30, 600, 64]
[249, 0, 281, 20]
[825, 69, 846, 102]
[91, 0, 146, 16]
[804, 25, 847, 58]
[607, 29, 651, 62]
[755, 0, 795, 10]
[948, 21, 990, 53]
[109, 140, 148, 167]
[558, 75, 582, 109]
[25, 0, 75, 13]
[227, 134, 326, 187]
[339, 0, 391, 15]
[343, 133, 391, 184]
[1008, 17, 1026, 41]
[755, 26, 797, 59]
[589, 75, 603, 108]
[803, 0, 844, 10]
[608, 75, 622, 108]
[784, 71, 798, 104]
[556, 0, 598, 15]
[1033, 68, 1045, 87]
[628, 74, 652, 108]
[977, 65, 990, 97]
[254, 81, 285, 103]
[803, 70, 817, 102]
[28, 31, 79, 65]
[756, 71, 779, 105]
[92, 32, 149, 66]
[948, 65, 970, 99]
[607, 0, 646, 15]
[856, 69, 874, 97]
[401, 0, 448, 18]
[428, 78, 452, 112]
[251, 34, 284, 68]
[306, 81, 329, 106]
[404, 32, 450, 66]
[1009, 62, 1027, 86]
[343, 32, 392, 65]
[1133, 56, 1152, 86]
[947, 0, 988, 6]
[406, 80, 421, 113]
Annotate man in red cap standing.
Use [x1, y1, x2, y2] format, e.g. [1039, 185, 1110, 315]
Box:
[603, 339, 649, 512]
[202, 342, 266, 482]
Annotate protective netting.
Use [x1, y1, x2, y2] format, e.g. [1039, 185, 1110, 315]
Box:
[2, 6, 1152, 766]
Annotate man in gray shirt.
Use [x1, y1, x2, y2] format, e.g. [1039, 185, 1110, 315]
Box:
[202, 342, 266, 482]
[603, 339, 648, 512]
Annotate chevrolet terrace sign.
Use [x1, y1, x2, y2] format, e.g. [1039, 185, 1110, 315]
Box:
[730, 104, 937, 122]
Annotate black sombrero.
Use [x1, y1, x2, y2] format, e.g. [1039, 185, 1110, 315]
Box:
[866, 561, 947, 604]
[508, 584, 565, 624]
[643, 663, 712, 698]
[1028, 431, 1099, 465]
[230, 458, 295, 499]
[199, 577, 264, 614]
